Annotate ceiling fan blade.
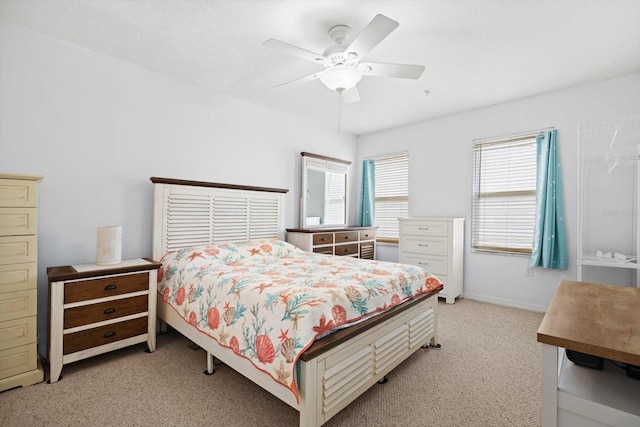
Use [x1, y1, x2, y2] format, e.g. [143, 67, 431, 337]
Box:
[344, 14, 399, 61]
[341, 87, 360, 104]
[262, 39, 325, 64]
[359, 62, 425, 79]
[273, 70, 324, 88]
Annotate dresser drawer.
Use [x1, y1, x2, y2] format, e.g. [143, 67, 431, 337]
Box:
[313, 246, 334, 255]
[63, 316, 148, 355]
[0, 178, 38, 208]
[64, 295, 148, 329]
[0, 315, 37, 351]
[334, 243, 358, 256]
[0, 289, 37, 322]
[0, 235, 37, 265]
[0, 342, 38, 379]
[0, 262, 37, 293]
[402, 221, 448, 237]
[359, 229, 376, 241]
[64, 272, 149, 304]
[402, 236, 448, 255]
[335, 231, 358, 243]
[400, 253, 448, 276]
[313, 233, 334, 246]
[360, 242, 375, 260]
[0, 208, 37, 236]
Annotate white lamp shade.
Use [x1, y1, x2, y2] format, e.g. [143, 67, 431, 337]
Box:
[96, 226, 122, 265]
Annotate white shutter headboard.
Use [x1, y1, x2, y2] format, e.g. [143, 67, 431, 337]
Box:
[151, 177, 288, 260]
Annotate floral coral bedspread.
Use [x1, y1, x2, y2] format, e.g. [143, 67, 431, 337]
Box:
[157, 240, 442, 401]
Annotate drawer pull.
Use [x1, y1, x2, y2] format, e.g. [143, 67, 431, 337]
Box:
[104, 284, 117, 291]
[321, 238, 326, 241]
[419, 227, 429, 230]
[103, 308, 116, 315]
[419, 244, 430, 247]
[103, 331, 116, 338]
[419, 262, 429, 266]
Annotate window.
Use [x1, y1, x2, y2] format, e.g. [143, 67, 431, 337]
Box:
[371, 151, 409, 242]
[472, 134, 537, 254]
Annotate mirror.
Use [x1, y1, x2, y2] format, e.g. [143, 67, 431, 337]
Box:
[300, 152, 350, 228]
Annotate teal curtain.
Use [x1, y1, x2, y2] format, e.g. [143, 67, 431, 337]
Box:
[358, 160, 375, 226]
[531, 130, 568, 269]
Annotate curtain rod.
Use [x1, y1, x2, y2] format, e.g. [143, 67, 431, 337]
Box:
[473, 126, 555, 145]
[363, 150, 409, 161]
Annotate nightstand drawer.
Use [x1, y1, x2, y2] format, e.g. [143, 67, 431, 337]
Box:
[335, 232, 358, 243]
[335, 243, 358, 256]
[64, 272, 149, 304]
[0, 235, 37, 265]
[0, 316, 37, 351]
[0, 289, 37, 322]
[402, 236, 447, 255]
[313, 233, 334, 245]
[64, 295, 148, 329]
[63, 316, 148, 355]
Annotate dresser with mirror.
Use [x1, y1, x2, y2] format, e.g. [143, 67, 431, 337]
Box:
[287, 152, 377, 260]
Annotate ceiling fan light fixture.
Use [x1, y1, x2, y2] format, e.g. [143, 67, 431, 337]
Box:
[320, 67, 362, 93]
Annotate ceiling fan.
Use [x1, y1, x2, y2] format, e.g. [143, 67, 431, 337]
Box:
[263, 14, 425, 104]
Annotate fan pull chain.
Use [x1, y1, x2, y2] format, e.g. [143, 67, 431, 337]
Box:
[338, 91, 343, 135]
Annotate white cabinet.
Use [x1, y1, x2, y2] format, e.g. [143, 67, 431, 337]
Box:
[399, 218, 464, 304]
[0, 173, 44, 391]
[577, 115, 640, 286]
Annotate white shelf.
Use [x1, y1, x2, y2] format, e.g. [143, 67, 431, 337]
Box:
[558, 352, 640, 426]
[579, 256, 639, 269]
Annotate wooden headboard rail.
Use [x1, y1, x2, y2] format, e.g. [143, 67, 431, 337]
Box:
[151, 177, 288, 260]
[150, 177, 288, 194]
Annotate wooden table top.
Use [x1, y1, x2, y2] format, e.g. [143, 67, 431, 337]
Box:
[537, 280, 640, 366]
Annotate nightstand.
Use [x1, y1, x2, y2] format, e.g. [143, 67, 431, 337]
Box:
[47, 258, 161, 383]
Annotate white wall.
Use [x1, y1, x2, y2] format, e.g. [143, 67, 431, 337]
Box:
[0, 22, 357, 355]
[357, 72, 640, 311]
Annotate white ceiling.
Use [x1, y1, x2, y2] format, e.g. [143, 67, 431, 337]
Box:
[2, 1, 640, 135]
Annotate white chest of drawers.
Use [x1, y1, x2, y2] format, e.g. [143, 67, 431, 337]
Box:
[0, 173, 44, 391]
[399, 218, 464, 304]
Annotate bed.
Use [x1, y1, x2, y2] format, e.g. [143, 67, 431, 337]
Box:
[151, 177, 442, 427]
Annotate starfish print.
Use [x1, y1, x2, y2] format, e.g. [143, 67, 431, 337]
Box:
[187, 251, 204, 262]
[253, 283, 273, 294]
[278, 329, 289, 341]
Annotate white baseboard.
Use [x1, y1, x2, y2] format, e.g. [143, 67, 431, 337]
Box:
[462, 292, 547, 313]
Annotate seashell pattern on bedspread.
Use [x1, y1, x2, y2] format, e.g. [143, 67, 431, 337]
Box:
[157, 240, 443, 401]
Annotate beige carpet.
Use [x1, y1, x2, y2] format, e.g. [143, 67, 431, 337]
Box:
[0, 299, 544, 427]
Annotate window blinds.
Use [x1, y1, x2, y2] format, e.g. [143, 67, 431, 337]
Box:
[472, 136, 537, 254]
[373, 152, 409, 241]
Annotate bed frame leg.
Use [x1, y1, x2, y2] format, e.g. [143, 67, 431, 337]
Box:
[158, 319, 168, 334]
[204, 352, 215, 375]
[377, 376, 388, 384]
